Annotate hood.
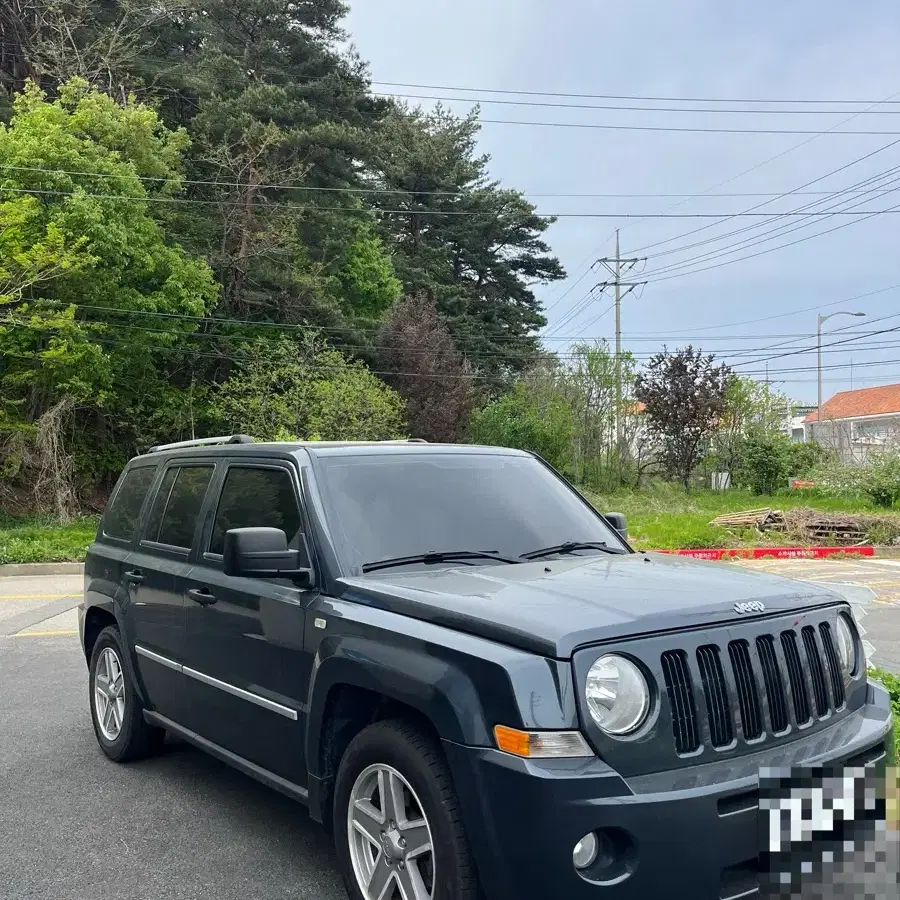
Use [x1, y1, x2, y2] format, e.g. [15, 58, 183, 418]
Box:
[337, 551, 844, 658]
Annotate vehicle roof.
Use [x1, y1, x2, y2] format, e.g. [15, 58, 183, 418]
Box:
[129, 440, 530, 464]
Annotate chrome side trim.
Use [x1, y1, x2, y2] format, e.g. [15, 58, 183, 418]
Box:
[182, 666, 299, 721]
[135, 645, 183, 673]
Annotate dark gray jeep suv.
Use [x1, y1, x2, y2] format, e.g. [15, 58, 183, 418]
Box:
[79, 436, 894, 900]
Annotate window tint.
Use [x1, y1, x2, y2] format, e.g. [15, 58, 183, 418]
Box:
[144, 467, 177, 543]
[316, 453, 620, 573]
[210, 467, 302, 555]
[145, 466, 214, 549]
[104, 466, 157, 540]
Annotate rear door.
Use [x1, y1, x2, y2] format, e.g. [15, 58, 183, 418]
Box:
[125, 460, 216, 723]
[180, 459, 317, 786]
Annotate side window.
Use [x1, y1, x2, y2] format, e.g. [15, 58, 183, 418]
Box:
[143, 465, 214, 549]
[144, 467, 178, 543]
[103, 466, 158, 540]
[209, 467, 302, 556]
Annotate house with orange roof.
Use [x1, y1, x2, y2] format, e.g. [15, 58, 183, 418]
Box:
[803, 382, 900, 462]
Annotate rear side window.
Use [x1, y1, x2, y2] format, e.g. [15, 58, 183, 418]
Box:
[209, 467, 302, 555]
[104, 466, 157, 540]
[143, 465, 214, 549]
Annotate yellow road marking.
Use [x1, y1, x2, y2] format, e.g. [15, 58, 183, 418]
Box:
[0, 594, 78, 603]
[11, 629, 79, 638]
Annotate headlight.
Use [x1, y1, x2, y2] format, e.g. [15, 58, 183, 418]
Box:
[586, 654, 650, 735]
[836, 614, 858, 679]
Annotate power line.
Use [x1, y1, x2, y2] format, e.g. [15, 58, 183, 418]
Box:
[636, 158, 900, 268]
[640, 168, 900, 281]
[631, 136, 900, 255]
[17, 162, 892, 199]
[621, 283, 900, 335]
[377, 90, 900, 116]
[8, 185, 900, 219]
[369, 80, 900, 106]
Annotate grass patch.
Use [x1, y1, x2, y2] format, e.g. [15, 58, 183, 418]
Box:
[869, 668, 899, 829]
[0, 515, 98, 565]
[585, 483, 892, 550]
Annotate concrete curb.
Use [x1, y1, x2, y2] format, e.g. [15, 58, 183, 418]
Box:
[0, 562, 84, 577]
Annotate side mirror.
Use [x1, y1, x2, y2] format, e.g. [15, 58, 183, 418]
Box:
[604, 512, 629, 543]
[223, 527, 312, 584]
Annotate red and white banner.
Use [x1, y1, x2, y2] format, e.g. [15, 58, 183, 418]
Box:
[654, 546, 875, 561]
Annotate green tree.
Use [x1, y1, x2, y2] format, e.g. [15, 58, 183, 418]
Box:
[739, 433, 792, 495]
[0, 78, 217, 490]
[707, 375, 791, 482]
[374, 106, 565, 378]
[471, 382, 574, 472]
[211, 336, 407, 441]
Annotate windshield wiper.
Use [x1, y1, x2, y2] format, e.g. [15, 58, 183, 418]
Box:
[519, 541, 622, 561]
[362, 550, 520, 574]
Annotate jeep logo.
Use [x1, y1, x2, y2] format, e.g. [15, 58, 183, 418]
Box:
[734, 600, 766, 615]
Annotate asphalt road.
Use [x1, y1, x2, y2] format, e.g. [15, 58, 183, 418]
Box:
[0, 567, 897, 900]
[0, 633, 348, 900]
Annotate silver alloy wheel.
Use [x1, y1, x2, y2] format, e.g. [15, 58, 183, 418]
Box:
[347, 763, 435, 900]
[94, 647, 126, 741]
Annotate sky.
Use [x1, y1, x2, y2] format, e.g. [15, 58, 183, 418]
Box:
[344, 0, 900, 404]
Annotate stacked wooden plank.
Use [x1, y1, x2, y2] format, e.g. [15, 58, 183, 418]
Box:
[709, 508, 785, 531]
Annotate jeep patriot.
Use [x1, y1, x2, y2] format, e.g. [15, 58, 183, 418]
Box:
[79, 436, 895, 900]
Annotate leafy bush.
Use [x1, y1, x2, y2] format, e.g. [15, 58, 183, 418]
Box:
[787, 440, 830, 477]
[812, 449, 900, 508]
[471, 383, 574, 472]
[738, 433, 792, 495]
[211, 336, 407, 441]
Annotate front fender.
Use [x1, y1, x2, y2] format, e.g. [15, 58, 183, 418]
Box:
[304, 598, 581, 778]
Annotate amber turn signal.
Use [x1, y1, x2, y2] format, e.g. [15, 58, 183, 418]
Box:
[493, 725, 593, 759]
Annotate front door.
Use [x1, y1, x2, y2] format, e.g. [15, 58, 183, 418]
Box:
[181, 461, 316, 787]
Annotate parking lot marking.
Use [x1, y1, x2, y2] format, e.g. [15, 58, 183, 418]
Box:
[11, 629, 78, 638]
[0, 594, 78, 603]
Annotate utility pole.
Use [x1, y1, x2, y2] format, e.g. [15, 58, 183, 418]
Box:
[593, 230, 646, 449]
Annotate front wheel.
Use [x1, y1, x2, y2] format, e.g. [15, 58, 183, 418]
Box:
[333, 720, 479, 900]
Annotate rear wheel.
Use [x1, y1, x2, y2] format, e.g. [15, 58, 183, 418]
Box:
[89, 625, 164, 762]
[333, 719, 479, 900]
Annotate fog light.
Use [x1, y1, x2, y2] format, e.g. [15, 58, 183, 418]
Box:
[573, 832, 599, 870]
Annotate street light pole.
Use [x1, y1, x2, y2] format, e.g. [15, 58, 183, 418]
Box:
[816, 310, 867, 439]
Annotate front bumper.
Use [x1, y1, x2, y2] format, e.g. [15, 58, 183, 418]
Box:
[443, 680, 894, 900]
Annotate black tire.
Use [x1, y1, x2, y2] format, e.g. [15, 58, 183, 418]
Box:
[333, 719, 479, 900]
[88, 625, 165, 762]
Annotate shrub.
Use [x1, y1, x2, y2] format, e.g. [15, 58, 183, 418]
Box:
[470, 382, 574, 472]
[738, 433, 791, 495]
[813, 449, 900, 509]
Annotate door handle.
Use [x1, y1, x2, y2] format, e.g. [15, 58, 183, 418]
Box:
[187, 587, 217, 606]
[124, 570, 144, 585]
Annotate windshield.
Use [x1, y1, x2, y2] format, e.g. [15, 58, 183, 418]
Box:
[315, 451, 624, 574]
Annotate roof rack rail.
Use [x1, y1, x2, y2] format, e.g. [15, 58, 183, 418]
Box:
[147, 434, 255, 454]
[406, 438, 428, 443]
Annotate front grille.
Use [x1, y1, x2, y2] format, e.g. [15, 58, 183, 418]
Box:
[663, 618, 846, 755]
[661, 650, 701, 754]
